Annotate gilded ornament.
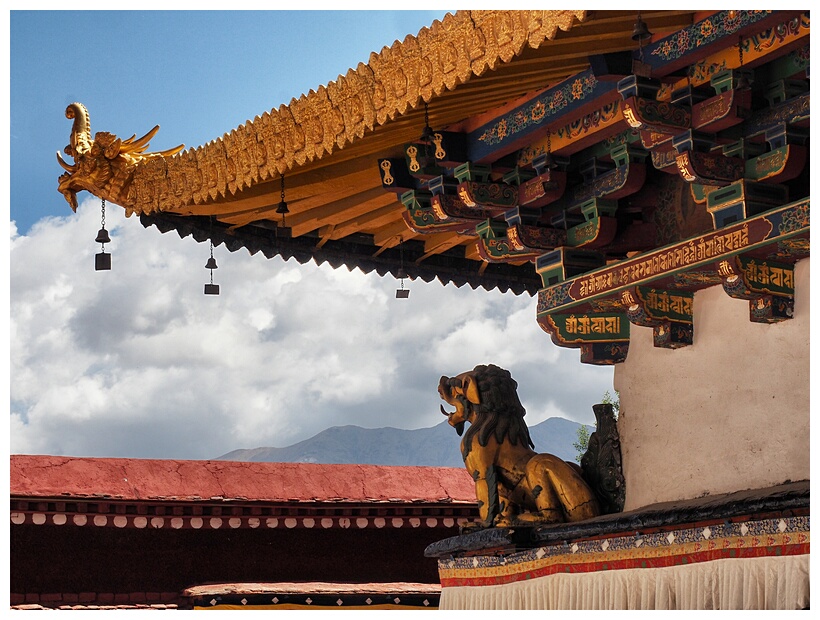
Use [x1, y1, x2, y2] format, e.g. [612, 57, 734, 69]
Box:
[56, 103, 183, 215]
[327, 69, 374, 146]
[255, 111, 285, 178]
[380, 160, 394, 185]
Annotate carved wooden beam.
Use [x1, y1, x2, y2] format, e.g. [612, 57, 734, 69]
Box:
[655, 12, 809, 99]
[636, 11, 801, 80]
[467, 68, 618, 163]
[533, 198, 809, 363]
[517, 100, 625, 166]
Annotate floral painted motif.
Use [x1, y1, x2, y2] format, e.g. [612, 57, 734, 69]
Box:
[536, 282, 574, 313]
[478, 74, 599, 147]
[651, 10, 770, 63]
[777, 200, 810, 235]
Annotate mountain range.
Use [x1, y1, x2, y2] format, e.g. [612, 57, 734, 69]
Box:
[216, 417, 592, 467]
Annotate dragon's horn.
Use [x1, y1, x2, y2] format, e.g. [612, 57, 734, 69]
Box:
[127, 125, 161, 151]
[155, 144, 185, 157]
[56, 151, 76, 172]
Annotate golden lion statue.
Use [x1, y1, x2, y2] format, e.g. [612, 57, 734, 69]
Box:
[439, 364, 600, 529]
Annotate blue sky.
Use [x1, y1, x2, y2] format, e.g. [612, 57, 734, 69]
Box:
[8, 9, 615, 460]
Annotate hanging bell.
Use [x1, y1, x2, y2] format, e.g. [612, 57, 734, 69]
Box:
[735, 72, 752, 91]
[205, 257, 218, 270]
[95, 227, 111, 244]
[631, 15, 652, 42]
[420, 124, 435, 144]
[94, 226, 111, 271]
[542, 152, 558, 171]
[276, 199, 289, 215]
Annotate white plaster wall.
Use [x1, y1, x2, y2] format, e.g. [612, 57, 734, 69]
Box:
[614, 259, 809, 511]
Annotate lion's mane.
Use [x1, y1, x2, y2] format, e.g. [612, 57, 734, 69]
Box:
[462, 364, 534, 460]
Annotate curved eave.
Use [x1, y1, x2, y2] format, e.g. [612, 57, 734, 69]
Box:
[65, 10, 703, 293]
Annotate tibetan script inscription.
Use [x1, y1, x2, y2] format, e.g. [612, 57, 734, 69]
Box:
[577, 224, 750, 298]
[565, 315, 622, 336]
[546, 313, 629, 344]
[741, 259, 794, 295]
[637, 288, 694, 321]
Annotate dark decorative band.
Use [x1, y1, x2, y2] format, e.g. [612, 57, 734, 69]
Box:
[438, 515, 809, 587]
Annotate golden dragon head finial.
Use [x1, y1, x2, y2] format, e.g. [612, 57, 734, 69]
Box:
[57, 102, 184, 212]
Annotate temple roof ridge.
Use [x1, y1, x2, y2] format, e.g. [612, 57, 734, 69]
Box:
[10, 454, 477, 504]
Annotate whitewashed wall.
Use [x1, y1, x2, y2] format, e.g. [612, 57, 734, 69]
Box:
[614, 259, 810, 511]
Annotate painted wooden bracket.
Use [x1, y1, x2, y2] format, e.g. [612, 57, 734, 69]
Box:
[505, 207, 567, 255]
[673, 130, 745, 187]
[717, 255, 795, 323]
[565, 198, 618, 250]
[690, 69, 754, 133]
[622, 95, 691, 136]
[475, 207, 567, 264]
[400, 189, 438, 232]
[453, 161, 522, 218]
[475, 219, 521, 263]
[515, 156, 568, 208]
[621, 287, 694, 349]
[401, 188, 487, 235]
[568, 145, 648, 207]
[690, 123, 808, 206]
[537, 312, 630, 365]
[536, 247, 606, 289]
[706, 179, 789, 229]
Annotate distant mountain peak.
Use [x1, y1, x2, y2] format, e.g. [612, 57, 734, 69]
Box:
[217, 418, 592, 467]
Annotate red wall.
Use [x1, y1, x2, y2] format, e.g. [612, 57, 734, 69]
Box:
[11, 523, 448, 605]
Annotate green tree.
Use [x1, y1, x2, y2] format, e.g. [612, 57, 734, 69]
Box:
[575, 390, 620, 462]
[601, 389, 620, 419]
[573, 424, 590, 463]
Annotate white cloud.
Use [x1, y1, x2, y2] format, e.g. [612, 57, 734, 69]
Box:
[10, 196, 614, 459]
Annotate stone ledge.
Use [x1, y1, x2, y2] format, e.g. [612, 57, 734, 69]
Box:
[425, 480, 809, 558]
